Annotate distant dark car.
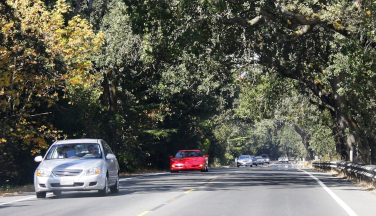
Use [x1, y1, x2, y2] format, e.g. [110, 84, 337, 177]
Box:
[170, 150, 209, 172]
[250, 155, 257, 165]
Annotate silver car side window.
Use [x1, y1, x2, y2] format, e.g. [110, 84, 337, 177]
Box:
[101, 140, 113, 155]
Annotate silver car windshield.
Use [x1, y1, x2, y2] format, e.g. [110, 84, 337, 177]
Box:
[239, 156, 249, 159]
[45, 143, 102, 159]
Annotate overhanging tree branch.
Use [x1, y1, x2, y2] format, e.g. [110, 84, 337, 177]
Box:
[272, 59, 335, 112]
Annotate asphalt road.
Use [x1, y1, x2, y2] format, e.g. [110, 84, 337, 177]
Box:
[1, 162, 376, 216]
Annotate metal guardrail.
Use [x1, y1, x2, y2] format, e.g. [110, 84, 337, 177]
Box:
[311, 161, 376, 180]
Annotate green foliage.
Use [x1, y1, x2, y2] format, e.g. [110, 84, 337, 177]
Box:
[0, 0, 103, 185]
[278, 125, 305, 158]
[5, 0, 376, 187]
[310, 124, 336, 159]
[59, 0, 376, 167]
[124, 0, 376, 162]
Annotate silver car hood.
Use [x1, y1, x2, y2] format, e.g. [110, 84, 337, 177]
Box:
[38, 159, 103, 171]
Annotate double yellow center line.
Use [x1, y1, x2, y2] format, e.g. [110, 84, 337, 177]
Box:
[137, 211, 150, 216]
[184, 189, 195, 194]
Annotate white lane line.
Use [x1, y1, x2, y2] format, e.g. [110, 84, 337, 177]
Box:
[300, 169, 357, 216]
[0, 196, 35, 206]
[0, 193, 54, 206]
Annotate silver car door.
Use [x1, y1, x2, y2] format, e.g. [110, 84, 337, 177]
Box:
[102, 140, 116, 184]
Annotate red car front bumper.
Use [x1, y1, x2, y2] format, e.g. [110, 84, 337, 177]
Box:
[170, 163, 204, 171]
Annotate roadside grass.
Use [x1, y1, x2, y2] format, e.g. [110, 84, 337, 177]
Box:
[0, 184, 34, 197]
[330, 169, 376, 196]
[313, 167, 376, 196]
[220, 163, 237, 168]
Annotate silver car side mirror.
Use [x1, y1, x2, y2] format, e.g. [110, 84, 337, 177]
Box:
[34, 155, 43, 162]
[106, 153, 116, 160]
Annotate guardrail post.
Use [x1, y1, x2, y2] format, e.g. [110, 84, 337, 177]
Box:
[369, 148, 372, 165]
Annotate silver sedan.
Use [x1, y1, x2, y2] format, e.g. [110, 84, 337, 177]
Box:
[34, 139, 119, 198]
[255, 157, 265, 165]
[237, 155, 254, 167]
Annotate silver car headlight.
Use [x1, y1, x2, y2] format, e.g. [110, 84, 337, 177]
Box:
[85, 167, 101, 175]
[36, 169, 51, 177]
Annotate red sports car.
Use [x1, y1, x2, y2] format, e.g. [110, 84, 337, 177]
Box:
[169, 150, 209, 173]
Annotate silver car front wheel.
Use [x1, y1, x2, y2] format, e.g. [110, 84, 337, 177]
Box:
[110, 174, 119, 193]
[53, 191, 62, 196]
[98, 176, 108, 196]
[36, 191, 46, 198]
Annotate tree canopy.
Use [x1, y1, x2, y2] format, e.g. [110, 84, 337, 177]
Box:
[124, 0, 376, 163]
[2, 0, 376, 187]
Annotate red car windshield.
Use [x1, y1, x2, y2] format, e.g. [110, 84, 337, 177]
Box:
[175, 151, 203, 158]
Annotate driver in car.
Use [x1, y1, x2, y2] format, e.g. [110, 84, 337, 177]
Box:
[87, 145, 100, 157]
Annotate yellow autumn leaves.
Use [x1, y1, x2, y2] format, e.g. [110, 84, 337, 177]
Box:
[5, 0, 104, 87]
[0, 0, 104, 149]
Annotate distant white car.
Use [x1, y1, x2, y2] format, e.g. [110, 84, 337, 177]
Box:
[262, 156, 270, 164]
[261, 154, 270, 164]
[278, 157, 289, 163]
[34, 139, 120, 198]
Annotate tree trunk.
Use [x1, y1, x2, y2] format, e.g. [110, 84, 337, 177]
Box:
[330, 76, 363, 162]
[292, 124, 314, 160]
[100, 73, 117, 113]
[73, 0, 82, 16]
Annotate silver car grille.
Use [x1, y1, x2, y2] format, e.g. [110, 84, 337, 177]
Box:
[50, 183, 84, 187]
[53, 170, 82, 177]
